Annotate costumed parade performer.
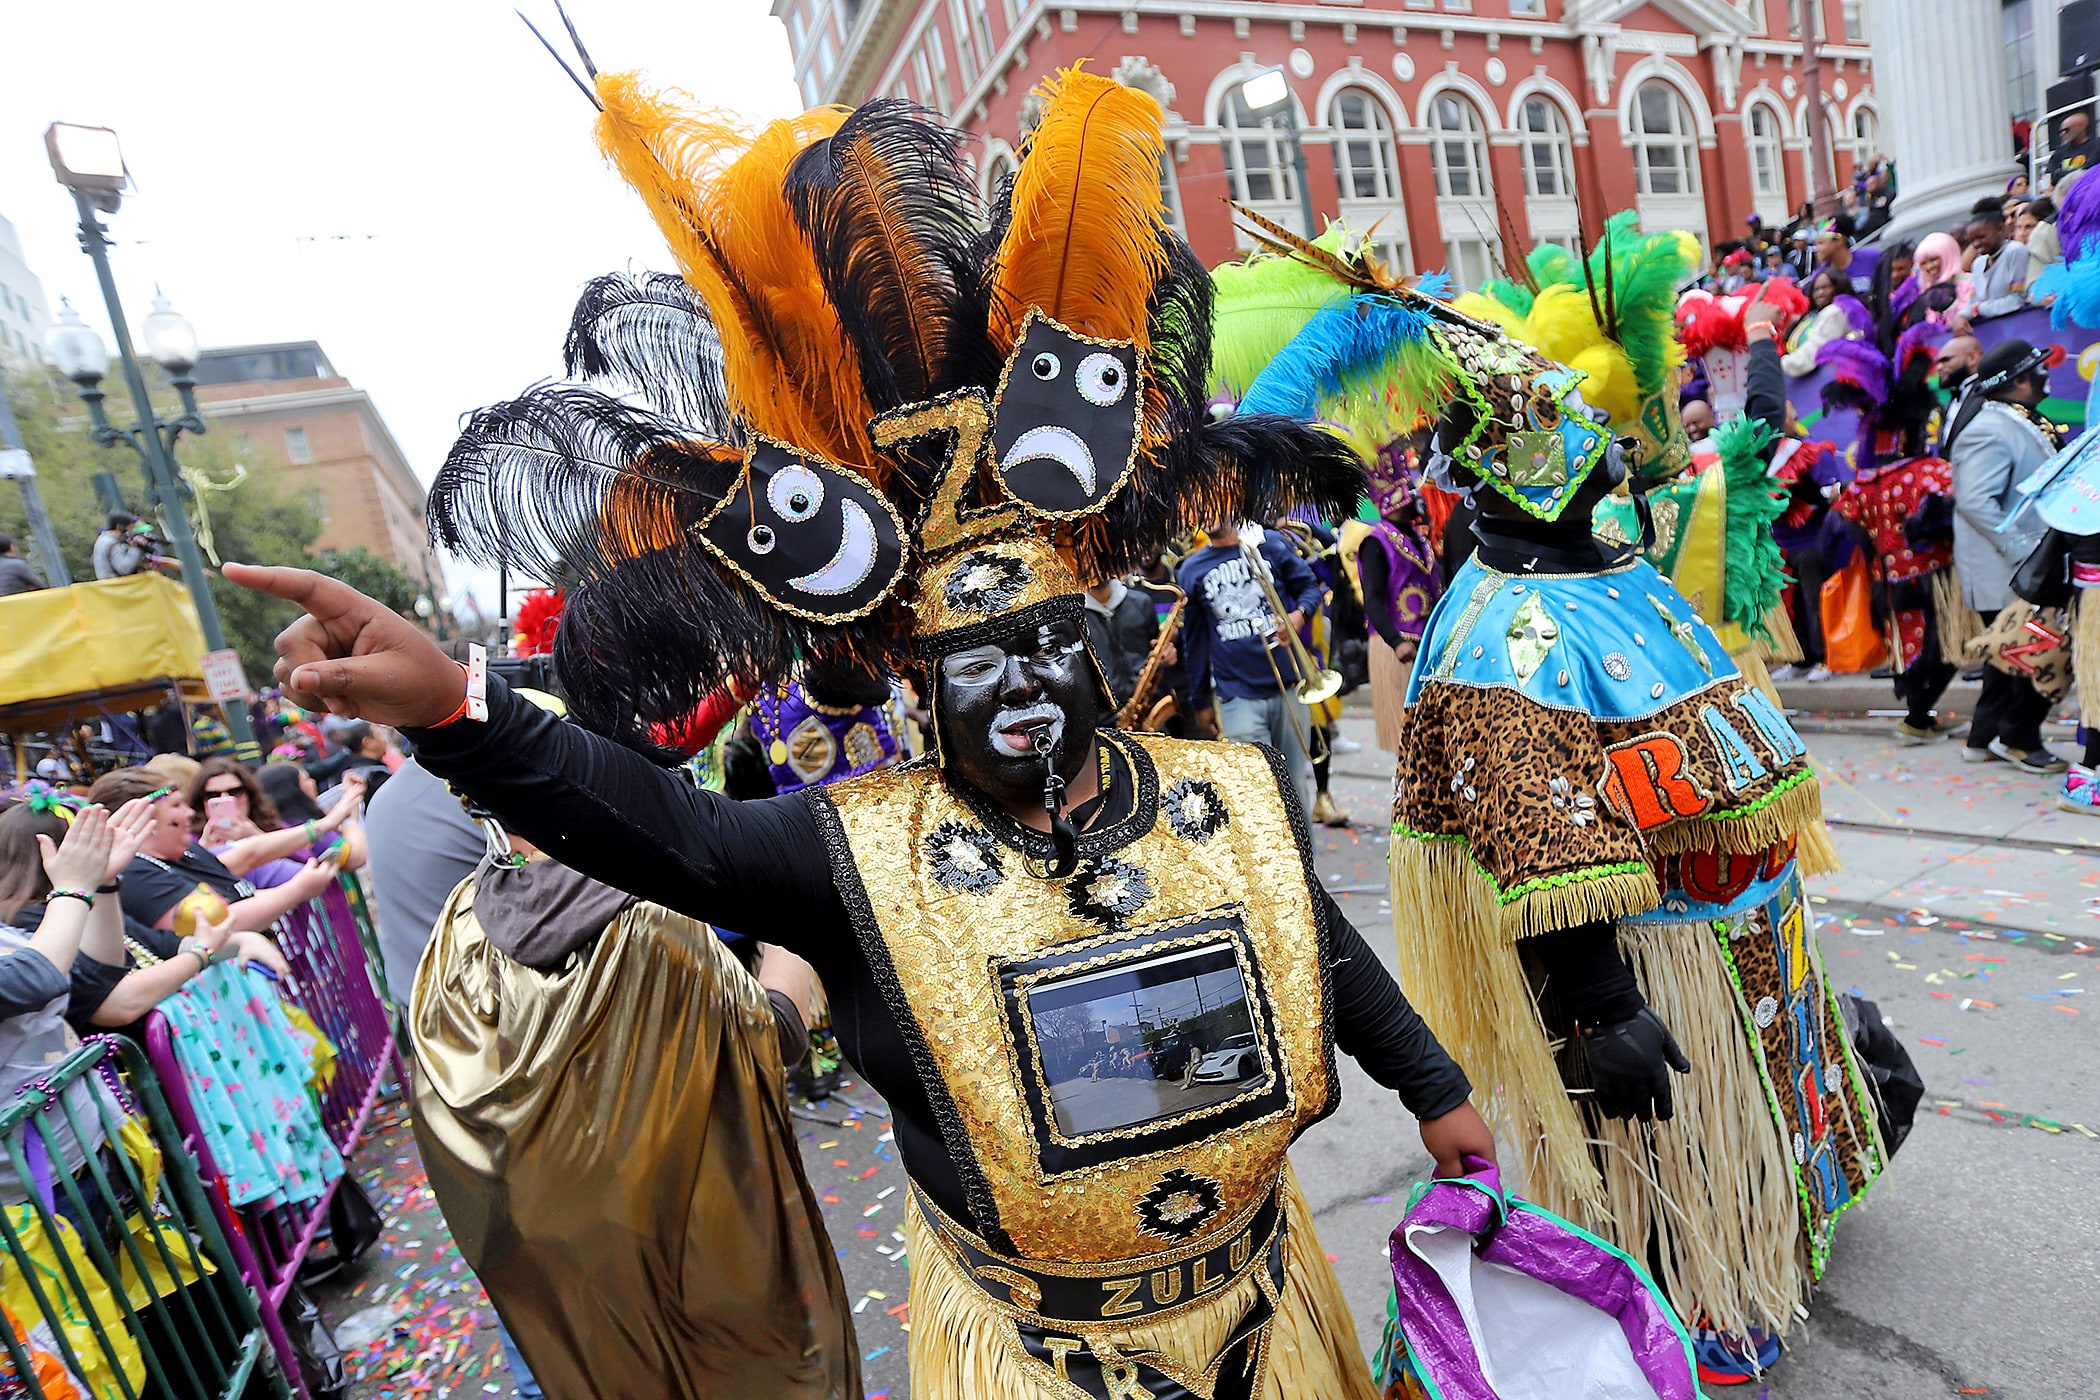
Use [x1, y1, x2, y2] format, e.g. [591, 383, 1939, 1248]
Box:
[1228, 216, 1885, 1385]
[1336, 444, 1442, 755]
[231, 53, 1497, 1400]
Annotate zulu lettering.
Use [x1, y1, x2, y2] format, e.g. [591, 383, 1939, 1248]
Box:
[1100, 1276, 1145, 1318]
[1148, 1268, 1182, 1306]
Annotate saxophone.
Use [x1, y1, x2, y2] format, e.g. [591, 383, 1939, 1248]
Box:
[1116, 588, 1187, 731]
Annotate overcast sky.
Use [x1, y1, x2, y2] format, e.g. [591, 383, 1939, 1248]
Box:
[0, 1, 799, 608]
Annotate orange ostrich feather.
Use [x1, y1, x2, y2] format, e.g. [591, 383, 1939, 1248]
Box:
[592, 72, 875, 470]
[987, 67, 1169, 354]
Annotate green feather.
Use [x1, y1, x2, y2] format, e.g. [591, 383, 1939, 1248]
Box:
[1211, 238, 1354, 398]
[1713, 416, 1789, 637]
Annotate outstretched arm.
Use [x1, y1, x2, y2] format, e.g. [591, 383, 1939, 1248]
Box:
[1322, 890, 1495, 1176]
[408, 676, 842, 936]
[221, 563, 845, 940]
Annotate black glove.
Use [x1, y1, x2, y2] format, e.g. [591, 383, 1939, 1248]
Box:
[1579, 1007, 1692, 1121]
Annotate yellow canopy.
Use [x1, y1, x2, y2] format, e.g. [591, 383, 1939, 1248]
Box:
[0, 574, 211, 732]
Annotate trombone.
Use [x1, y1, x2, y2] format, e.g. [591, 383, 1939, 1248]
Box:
[1239, 540, 1344, 758]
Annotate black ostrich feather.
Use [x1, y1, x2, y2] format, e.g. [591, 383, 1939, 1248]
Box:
[562, 269, 736, 437]
[784, 99, 1001, 413]
[427, 383, 741, 587]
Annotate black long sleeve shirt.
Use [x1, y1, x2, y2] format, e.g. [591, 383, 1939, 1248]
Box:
[411, 679, 1470, 1235]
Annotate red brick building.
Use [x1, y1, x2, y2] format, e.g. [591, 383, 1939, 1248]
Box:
[773, 0, 1879, 285]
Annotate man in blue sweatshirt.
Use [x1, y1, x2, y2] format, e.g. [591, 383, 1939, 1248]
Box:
[1178, 522, 1325, 797]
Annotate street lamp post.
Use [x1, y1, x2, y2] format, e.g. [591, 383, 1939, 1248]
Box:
[1240, 67, 1320, 240]
[44, 122, 259, 760]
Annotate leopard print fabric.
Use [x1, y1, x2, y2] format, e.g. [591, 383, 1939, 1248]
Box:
[1394, 676, 1817, 902]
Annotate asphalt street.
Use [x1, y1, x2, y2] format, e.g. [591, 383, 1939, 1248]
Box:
[811, 697, 2098, 1400]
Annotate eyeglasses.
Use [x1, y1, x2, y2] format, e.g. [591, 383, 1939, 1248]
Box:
[204, 785, 243, 798]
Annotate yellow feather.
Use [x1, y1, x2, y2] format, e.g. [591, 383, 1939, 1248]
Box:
[592, 72, 875, 469]
[988, 67, 1169, 352]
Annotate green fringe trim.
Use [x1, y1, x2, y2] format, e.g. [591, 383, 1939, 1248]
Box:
[1644, 768, 1825, 856]
[1391, 823, 1661, 940]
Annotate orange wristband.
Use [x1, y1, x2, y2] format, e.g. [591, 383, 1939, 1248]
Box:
[425, 663, 475, 729]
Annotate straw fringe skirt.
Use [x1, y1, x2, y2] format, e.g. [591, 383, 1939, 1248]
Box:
[1528, 918, 1812, 1339]
[903, 1168, 1380, 1400]
[2078, 590, 2100, 730]
[1388, 854, 1816, 1338]
[1369, 634, 1412, 755]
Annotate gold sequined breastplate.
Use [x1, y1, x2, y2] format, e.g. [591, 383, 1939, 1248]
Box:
[809, 732, 1335, 1263]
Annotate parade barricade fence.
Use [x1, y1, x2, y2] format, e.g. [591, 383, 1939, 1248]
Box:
[144, 872, 407, 1400]
[0, 1035, 290, 1400]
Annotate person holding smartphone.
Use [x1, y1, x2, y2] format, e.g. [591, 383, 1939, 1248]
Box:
[87, 771, 337, 937]
[186, 759, 366, 880]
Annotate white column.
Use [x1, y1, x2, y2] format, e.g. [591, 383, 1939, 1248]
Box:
[1868, 0, 2017, 242]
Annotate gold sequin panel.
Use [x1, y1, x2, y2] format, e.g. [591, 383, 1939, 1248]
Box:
[821, 735, 1334, 1262]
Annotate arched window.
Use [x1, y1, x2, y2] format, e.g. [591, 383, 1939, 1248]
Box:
[1328, 88, 1412, 274]
[1851, 105, 1880, 169]
[1159, 153, 1185, 234]
[984, 149, 1018, 201]
[1331, 88, 1399, 201]
[1430, 94, 1491, 198]
[1222, 86, 1301, 210]
[1746, 103, 1786, 201]
[1518, 97, 1573, 197]
[1631, 81, 1700, 196]
[1428, 93, 1497, 289]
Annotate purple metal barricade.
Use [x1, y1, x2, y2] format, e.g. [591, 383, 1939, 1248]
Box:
[144, 874, 409, 1400]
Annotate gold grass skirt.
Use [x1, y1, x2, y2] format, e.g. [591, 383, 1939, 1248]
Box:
[902, 1167, 1380, 1400]
[1368, 634, 1412, 755]
[1386, 847, 1874, 1339]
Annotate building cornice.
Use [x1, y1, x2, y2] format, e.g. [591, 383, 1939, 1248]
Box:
[934, 0, 1864, 136]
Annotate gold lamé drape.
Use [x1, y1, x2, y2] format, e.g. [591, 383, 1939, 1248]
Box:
[411, 883, 859, 1399]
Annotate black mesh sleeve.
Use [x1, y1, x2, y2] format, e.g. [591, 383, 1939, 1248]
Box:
[1322, 890, 1472, 1120]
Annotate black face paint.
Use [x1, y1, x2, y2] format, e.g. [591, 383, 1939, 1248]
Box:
[937, 615, 1103, 816]
[697, 438, 908, 620]
[989, 313, 1143, 517]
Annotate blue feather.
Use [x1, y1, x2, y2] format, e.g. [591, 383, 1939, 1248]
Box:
[1414, 270, 1454, 301]
[1236, 293, 1435, 419]
[2040, 258, 2100, 331]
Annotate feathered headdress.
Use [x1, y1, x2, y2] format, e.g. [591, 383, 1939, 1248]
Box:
[1455, 212, 1702, 476]
[430, 38, 1362, 758]
[1221, 206, 1634, 524]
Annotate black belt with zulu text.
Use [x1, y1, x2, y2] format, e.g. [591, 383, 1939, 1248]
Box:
[913, 1184, 1287, 1400]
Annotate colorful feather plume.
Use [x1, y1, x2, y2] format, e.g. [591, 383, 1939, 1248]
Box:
[1235, 292, 1450, 435]
[1459, 213, 1698, 435]
[1211, 228, 1366, 398]
[784, 99, 1001, 417]
[1711, 417, 1789, 638]
[592, 72, 876, 470]
[985, 67, 1170, 353]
